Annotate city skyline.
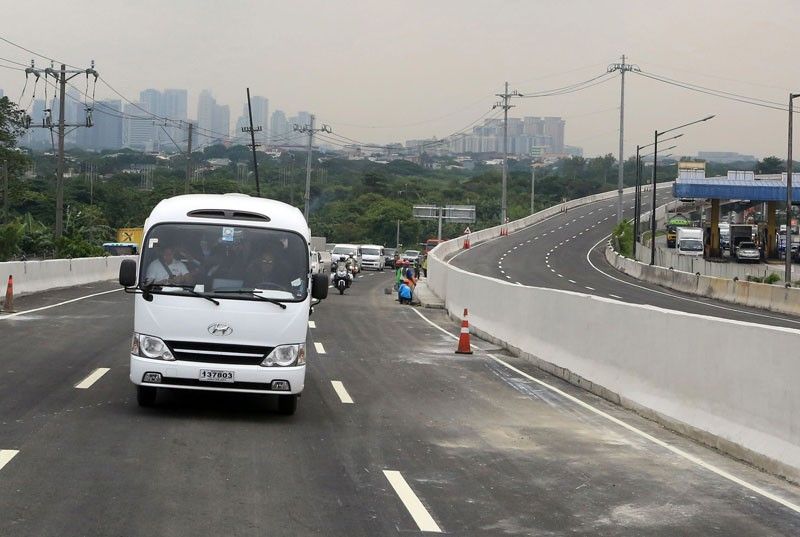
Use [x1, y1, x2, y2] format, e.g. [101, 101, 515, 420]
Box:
[1, 1, 799, 158]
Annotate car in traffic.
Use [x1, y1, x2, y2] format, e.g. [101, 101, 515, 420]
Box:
[383, 248, 397, 268]
[360, 244, 385, 271]
[401, 249, 421, 264]
[330, 243, 362, 273]
[735, 241, 761, 263]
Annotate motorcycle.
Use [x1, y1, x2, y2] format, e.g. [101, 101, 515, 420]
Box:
[332, 256, 353, 295]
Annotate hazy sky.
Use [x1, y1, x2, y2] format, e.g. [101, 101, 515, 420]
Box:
[2, 0, 799, 158]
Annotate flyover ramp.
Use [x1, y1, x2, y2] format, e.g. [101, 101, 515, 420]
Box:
[430, 187, 800, 483]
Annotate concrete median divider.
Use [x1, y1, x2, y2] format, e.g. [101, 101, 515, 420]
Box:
[0, 256, 134, 298]
[430, 188, 800, 483]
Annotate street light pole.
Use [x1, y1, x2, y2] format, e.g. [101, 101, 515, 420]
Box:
[786, 93, 800, 284]
[649, 116, 714, 265]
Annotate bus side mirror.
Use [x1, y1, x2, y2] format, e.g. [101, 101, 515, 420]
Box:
[119, 259, 137, 287]
[311, 273, 328, 300]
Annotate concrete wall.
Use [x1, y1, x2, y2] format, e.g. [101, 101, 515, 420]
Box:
[429, 186, 800, 482]
[609, 245, 800, 317]
[0, 256, 133, 298]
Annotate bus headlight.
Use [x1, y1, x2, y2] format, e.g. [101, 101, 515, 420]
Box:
[132, 333, 175, 361]
[262, 343, 305, 367]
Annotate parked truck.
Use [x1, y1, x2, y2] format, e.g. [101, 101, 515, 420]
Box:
[729, 224, 754, 254]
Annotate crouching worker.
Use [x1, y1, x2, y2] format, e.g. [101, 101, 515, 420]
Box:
[398, 280, 413, 305]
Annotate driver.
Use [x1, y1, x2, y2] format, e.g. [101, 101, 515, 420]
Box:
[145, 246, 190, 285]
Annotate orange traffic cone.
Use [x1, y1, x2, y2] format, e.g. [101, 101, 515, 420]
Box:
[2, 275, 15, 313]
[463, 235, 471, 249]
[455, 308, 473, 354]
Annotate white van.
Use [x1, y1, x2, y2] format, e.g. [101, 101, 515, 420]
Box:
[360, 244, 385, 271]
[118, 194, 328, 414]
[330, 243, 362, 273]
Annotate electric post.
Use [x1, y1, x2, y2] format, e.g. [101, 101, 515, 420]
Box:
[23, 61, 98, 237]
[242, 88, 262, 197]
[2, 160, 8, 224]
[185, 122, 193, 194]
[294, 115, 332, 221]
[493, 82, 523, 225]
[607, 55, 639, 225]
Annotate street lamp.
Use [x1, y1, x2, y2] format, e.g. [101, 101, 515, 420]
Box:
[633, 134, 682, 257]
[650, 115, 715, 265]
[785, 93, 800, 285]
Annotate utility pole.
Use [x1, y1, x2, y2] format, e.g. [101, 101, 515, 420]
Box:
[294, 115, 332, 221]
[2, 160, 8, 223]
[493, 82, 523, 225]
[786, 93, 800, 284]
[242, 88, 262, 197]
[24, 61, 98, 237]
[530, 164, 536, 214]
[608, 55, 640, 225]
[185, 122, 193, 194]
[396, 219, 400, 249]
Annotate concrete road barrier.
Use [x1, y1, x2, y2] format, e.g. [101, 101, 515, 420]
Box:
[430, 187, 800, 483]
[0, 256, 134, 298]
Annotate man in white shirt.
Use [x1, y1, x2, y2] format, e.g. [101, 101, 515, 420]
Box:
[145, 247, 190, 284]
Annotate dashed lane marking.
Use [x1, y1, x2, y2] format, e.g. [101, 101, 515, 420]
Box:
[308, 320, 316, 328]
[314, 342, 326, 354]
[75, 368, 110, 389]
[331, 380, 354, 404]
[609, 294, 623, 299]
[0, 450, 19, 472]
[585, 286, 595, 291]
[568, 279, 577, 284]
[410, 307, 800, 517]
[383, 470, 442, 533]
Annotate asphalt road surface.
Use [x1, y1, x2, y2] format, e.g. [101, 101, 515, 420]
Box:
[1, 273, 800, 535]
[451, 187, 800, 329]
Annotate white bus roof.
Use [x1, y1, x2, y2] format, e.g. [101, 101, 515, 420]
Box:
[145, 194, 309, 238]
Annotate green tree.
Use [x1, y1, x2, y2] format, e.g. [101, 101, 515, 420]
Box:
[755, 156, 783, 174]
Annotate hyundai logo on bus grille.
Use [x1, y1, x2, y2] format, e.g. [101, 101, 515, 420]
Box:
[208, 323, 233, 336]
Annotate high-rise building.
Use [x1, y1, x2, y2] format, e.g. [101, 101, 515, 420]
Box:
[162, 89, 188, 151]
[78, 99, 123, 151]
[270, 110, 290, 144]
[233, 94, 270, 145]
[124, 102, 156, 151]
[543, 116, 565, 153]
[445, 115, 566, 156]
[197, 90, 229, 146]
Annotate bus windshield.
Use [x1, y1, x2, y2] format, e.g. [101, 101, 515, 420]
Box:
[140, 223, 309, 301]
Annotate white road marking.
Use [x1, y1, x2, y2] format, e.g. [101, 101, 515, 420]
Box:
[516, 281, 522, 285]
[308, 320, 316, 328]
[506, 275, 512, 279]
[609, 294, 623, 299]
[585, 234, 800, 326]
[75, 368, 110, 389]
[383, 470, 442, 533]
[331, 380, 354, 404]
[0, 450, 19, 472]
[557, 274, 564, 278]
[410, 307, 800, 516]
[568, 279, 577, 284]
[328, 285, 334, 288]
[500, 270, 505, 274]
[585, 286, 595, 291]
[314, 342, 326, 354]
[0, 288, 122, 321]
[550, 268, 556, 273]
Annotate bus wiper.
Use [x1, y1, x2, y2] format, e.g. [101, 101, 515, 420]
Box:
[147, 283, 220, 306]
[212, 289, 288, 309]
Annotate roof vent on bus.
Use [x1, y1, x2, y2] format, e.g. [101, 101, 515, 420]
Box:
[187, 209, 271, 222]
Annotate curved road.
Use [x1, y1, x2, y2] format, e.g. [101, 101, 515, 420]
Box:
[451, 187, 800, 330]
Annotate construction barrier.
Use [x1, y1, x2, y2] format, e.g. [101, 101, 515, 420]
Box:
[0, 256, 136, 298]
